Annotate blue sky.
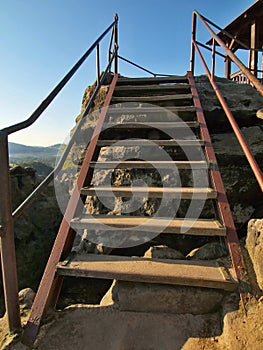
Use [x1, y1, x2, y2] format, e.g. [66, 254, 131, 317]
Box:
[0, 0, 254, 146]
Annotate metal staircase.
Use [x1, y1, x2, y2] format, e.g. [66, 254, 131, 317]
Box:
[0, 10, 263, 348]
[22, 72, 244, 346]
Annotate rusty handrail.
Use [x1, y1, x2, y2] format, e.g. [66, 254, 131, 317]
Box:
[12, 49, 118, 221]
[0, 15, 118, 333]
[116, 54, 173, 77]
[192, 40, 263, 191]
[191, 10, 263, 96]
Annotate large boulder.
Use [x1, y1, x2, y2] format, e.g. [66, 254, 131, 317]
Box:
[187, 242, 228, 260]
[144, 245, 185, 260]
[246, 219, 263, 290]
[195, 76, 263, 130]
[101, 280, 225, 315]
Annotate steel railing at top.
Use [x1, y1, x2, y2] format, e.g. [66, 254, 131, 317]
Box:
[190, 10, 263, 96]
[190, 10, 263, 192]
[0, 14, 119, 333]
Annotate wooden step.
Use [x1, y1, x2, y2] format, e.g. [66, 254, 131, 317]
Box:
[104, 122, 199, 129]
[106, 106, 197, 122]
[97, 140, 205, 147]
[90, 160, 208, 170]
[116, 76, 188, 85]
[114, 84, 190, 96]
[90, 160, 208, 169]
[57, 253, 237, 291]
[70, 215, 226, 236]
[111, 94, 193, 104]
[107, 106, 197, 114]
[81, 186, 217, 199]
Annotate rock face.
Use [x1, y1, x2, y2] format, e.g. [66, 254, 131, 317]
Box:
[187, 242, 228, 260]
[33, 306, 222, 350]
[101, 280, 225, 315]
[246, 219, 263, 290]
[18, 288, 36, 311]
[195, 75, 263, 130]
[144, 245, 185, 260]
[0, 165, 62, 316]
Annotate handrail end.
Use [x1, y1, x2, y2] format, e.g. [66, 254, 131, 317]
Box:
[0, 129, 8, 138]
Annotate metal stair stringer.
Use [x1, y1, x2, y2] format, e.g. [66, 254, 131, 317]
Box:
[187, 70, 247, 306]
[22, 74, 119, 347]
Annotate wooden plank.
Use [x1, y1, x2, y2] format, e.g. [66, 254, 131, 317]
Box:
[114, 84, 190, 91]
[81, 186, 217, 199]
[116, 76, 188, 85]
[111, 94, 193, 103]
[114, 84, 190, 96]
[107, 106, 197, 114]
[57, 253, 237, 291]
[90, 160, 208, 170]
[97, 140, 205, 147]
[104, 121, 199, 129]
[70, 216, 226, 236]
[106, 106, 197, 122]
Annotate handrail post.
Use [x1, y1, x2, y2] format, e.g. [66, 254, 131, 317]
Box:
[96, 44, 100, 86]
[190, 12, 197, 74]
[114, 13, 118, 74]
[108, 47, 111, 73]
[225, 43, 231, 79]
[0, 132, 21, 332]
[211, 38, 216, 80]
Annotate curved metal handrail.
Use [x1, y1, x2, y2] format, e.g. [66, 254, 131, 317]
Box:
[1, 19, 117, 137]
[12, 49, 118, 220]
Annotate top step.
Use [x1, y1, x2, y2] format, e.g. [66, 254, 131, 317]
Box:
[114, 84, 191, 97]
[117, 76, 188, 85]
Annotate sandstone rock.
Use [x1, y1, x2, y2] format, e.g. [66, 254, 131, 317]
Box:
[144, 245, 185, 259]
[32, 306, 222, 350]
[195, 76, 263, 130]
[231, 204, 255, 225]
[105, 280, 224, 315]
[246, 219, 263, 290]
[219, 164, 260, 230]
[221, 300, 263, 350]
[18, 288, 35, 310]
[100, 281, 116, 307]
[187, 242, 228, 260]
[256, 108, 263, 120]
[211, 126, 263, 157]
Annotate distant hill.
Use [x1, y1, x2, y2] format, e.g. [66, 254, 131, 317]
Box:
[9, 142, 62, 167]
